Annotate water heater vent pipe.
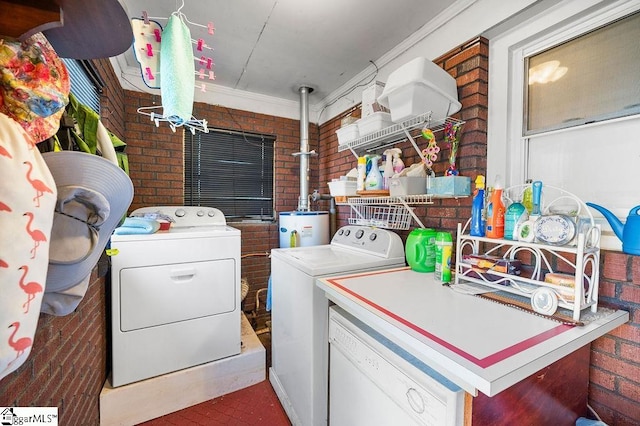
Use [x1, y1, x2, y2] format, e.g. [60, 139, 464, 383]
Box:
[293, 86, 316, 211]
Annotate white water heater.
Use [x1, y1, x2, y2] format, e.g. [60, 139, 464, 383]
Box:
[279, 211, 329, 248]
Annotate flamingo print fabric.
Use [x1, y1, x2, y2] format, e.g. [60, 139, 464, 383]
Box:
[0, 113, 56, 381]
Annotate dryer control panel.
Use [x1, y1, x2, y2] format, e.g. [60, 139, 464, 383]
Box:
[132, 206, 227, 227]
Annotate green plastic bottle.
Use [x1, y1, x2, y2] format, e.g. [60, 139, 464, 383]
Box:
[522, 179, 533, 214]
[405, 228, 436, 272]
[434, 231, 453, 282]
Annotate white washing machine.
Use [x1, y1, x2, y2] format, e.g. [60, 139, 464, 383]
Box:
[110, 206, 241, 387]
[269, 225, 406, 426]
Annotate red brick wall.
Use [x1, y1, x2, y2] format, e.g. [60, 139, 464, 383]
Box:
[590, 252, 640, 424]
[1, 36, 638, 426]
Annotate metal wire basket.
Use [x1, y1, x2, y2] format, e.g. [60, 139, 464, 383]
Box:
[347, 205, 412, 230]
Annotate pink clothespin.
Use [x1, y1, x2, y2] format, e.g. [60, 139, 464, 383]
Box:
[145, 67, 154, 81]
[197, 39, 204, 51]
[146, 43, 153, 57]
[142, 11, 149, 25]
[154, 29, 162, 43]
[198, 69, 205, 79]
[207, 22, 215, 35]
[200, 84, 207, 93]
[199, 56, 206, 66]
[206, 58, 213, 70]
[209, 71, 215, 80]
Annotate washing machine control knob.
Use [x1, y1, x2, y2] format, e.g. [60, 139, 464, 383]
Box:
[369, 233, 377, 241]
[197, 210, 205, 217]
[344, 229, 350, 236]
[208, 210, 216, 217]
[337, 229, 344, 235]
[355, 229, 364, 239]
[175, 208, 186, 217]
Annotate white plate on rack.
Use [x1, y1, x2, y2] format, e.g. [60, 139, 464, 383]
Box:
[533, 215, 576, 245]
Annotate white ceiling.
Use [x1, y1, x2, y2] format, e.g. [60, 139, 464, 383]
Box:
[113, 0, 460, 120]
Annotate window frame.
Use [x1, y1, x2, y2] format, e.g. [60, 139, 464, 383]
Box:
[487, 0, 640, 252]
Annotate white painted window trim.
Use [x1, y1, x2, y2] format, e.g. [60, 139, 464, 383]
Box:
[487, 0, 640, 252]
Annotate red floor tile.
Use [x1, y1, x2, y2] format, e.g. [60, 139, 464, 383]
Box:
[138, 380, 290, 425]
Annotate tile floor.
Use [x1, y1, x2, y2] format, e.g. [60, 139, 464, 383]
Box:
[138, 380, 290, 425]
[138, 320, 290, 425]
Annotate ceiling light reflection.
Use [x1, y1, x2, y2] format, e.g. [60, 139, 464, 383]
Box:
[528, 60, 568, 84]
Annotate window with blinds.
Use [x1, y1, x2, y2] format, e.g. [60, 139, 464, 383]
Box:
[184, 128, 275, 221]
[61, 59, 104, 114]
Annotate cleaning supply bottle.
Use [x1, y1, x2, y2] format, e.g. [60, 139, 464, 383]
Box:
[522, 179, 533, 214]
[484, 186, 493, 235]
[356, 156, 367, 191]
[435, 231, 453, 282]
[405, 228, 436, 273]
[504, 199, 528, 240]
[470, 175, 486, 237]
[530, 180, 543, 219]
[486, 176, 505, 239]
[365, 155, 383, 190]
[391, 148, 405, 174]
[382, 150, 394, 190]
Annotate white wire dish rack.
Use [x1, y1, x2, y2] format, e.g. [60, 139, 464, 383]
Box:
[455, 185, 601, 322]
[342, 194, 434, 230]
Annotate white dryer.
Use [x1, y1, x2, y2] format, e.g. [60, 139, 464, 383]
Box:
[269, 225, 406, 426]
[110, 206, 241, 387]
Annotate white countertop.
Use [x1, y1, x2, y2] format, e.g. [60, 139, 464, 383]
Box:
[316, 267, 629, 396]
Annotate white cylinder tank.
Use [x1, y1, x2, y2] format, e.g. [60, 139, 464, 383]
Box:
[279, 211, 330, 248]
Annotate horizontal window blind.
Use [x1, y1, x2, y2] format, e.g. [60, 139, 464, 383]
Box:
[62, 59, 103, 114]
[184, 129, 275, 220]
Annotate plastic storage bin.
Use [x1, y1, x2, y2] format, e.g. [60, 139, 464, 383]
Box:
[357, 112, 393, 136]
[377, 57, 462, 123]
[361, 81, 388, 117]
[388, 177, 427, 196]
[335, 123, 359, 145]
[328, 181, 357, 203]
[427, 176, 470, 196]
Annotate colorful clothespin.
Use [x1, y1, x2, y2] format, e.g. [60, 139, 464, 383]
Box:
[145, 67, 154, 81]
[199, 56, 206, 66]
[146, 43, 153, 57]
[142, 11, 149, 25]
[198, 69, 205, 79]
[197, 39, 204, 51]
[209, 71, 215, 80]
[153, 28, 162, 43]
[200, 84, 207, 93]
[206, 58, 213, 70]
[207, 22, 215, 35]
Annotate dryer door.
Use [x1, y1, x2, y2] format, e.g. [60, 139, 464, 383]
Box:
[119, 259, 236, 331]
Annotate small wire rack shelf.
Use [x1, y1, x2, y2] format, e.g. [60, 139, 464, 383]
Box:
[347, 205, 413, 230]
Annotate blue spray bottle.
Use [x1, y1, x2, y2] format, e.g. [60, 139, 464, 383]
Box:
[470, 175, 486, 236]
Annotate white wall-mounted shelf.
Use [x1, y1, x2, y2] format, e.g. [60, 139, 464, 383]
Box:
[338, 112, 465, 162]
[336, 112, 467, 229]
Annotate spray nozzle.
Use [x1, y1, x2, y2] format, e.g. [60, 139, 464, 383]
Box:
[493, 174, 503, 190]
[475, 175, 485, 189]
